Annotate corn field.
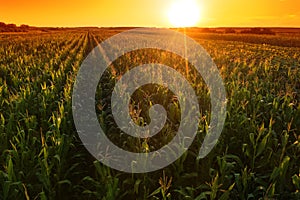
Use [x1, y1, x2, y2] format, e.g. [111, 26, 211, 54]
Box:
[0, 29, 299, 199]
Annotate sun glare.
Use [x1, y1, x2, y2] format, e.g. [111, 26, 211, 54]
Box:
[168, 0, 201, 27]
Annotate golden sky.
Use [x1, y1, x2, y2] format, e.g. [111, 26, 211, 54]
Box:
[1, 0, 299, 27]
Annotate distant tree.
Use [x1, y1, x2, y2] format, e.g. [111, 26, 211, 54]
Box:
[252, 28, 261, 34]
[224, 28, 236, 34]
[240, 28, 275, 35]
[261, 28, 274, 35]
[202, 28, 218, 33]
[6, 23, 17, 28]
[20, 24, 29, 29]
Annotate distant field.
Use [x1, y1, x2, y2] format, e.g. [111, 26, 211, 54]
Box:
[0, 28, 299, 199]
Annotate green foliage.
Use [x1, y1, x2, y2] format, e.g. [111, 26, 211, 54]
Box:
[0, 29, 299, 199]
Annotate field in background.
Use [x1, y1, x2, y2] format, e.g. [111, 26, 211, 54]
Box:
[0, 28, 299, 199]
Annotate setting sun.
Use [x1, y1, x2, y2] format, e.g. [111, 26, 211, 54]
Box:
[168, 0, 201, 27]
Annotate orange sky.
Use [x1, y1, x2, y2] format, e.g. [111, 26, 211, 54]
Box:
[1, 0, 299, 27]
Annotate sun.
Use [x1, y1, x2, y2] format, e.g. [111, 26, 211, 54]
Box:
[168, 0, 201, 27]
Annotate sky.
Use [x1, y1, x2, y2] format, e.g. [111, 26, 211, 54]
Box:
[0, 0, 299, 27]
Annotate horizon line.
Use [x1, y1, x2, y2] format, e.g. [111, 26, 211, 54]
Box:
[22, 25, 300, 28]
[1, 22, 300, 29]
